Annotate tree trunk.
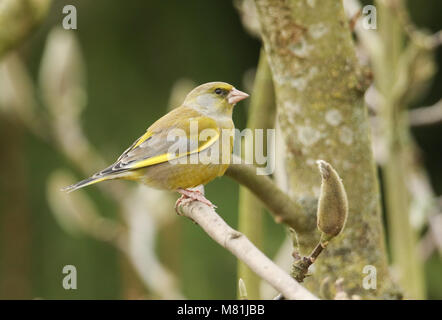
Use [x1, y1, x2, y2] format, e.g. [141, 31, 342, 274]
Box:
[255, 0, 399, 298]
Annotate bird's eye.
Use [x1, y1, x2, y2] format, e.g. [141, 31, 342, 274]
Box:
[215, 88, 223, 95]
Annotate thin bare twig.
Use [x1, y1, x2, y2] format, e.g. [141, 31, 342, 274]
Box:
[291, 241, 328, 283]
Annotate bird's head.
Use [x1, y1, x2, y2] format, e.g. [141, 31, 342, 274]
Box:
[183, 82, 249, 118]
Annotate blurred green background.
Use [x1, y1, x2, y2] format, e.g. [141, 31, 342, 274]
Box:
[0, 0, 441, 299]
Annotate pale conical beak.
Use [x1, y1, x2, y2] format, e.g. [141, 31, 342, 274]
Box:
[227, 88, 249, 105]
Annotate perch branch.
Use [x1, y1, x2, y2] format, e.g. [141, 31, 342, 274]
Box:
[176, 200, 319, 300]
[226, 156, 315, 234]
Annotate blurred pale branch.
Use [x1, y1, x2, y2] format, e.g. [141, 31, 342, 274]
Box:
[427, 214, 442, 256]
[38, 28, 111, 189]
[404, 140, 440, 232]
[0, 0, 52, 58]
[346, 0, 441, 298]
[409, 99, 442, 127]
[344, 0, 383, 62]
[0, 27, 184, 299]
[419, 214, 442, 260]
[47, 171, 126, 248]
[47, 171, 183, 299]
[387, 0, 442, 49]
[374, 0, 437, 299]
[0, 54, 49, 140]
[366, 88, 442, 128]
[122, 186, 183, 299]
[234, 0, 261, 39]
[176, 196, 319, 300]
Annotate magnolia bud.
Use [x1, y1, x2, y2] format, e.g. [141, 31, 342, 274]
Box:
[316, 160, 348, 240]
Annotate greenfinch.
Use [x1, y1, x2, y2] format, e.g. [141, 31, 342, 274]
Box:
[63, 82, 249, 207]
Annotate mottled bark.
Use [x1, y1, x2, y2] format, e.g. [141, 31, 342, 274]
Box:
[255, 0, 399, 298]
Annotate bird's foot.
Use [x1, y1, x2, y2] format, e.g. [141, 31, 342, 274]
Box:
[175, 188, 216, 215]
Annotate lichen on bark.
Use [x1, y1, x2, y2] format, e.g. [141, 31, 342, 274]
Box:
[255, 0, 400, 298]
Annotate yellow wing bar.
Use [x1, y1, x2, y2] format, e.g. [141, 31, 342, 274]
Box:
[126, 127, 220, 169]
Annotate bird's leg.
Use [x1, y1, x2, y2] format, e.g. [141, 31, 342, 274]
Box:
[175, 187, 216, 214]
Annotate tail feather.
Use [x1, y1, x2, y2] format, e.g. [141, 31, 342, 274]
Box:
[62, 160, 138, 193]
[61, 175, 110, 193]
